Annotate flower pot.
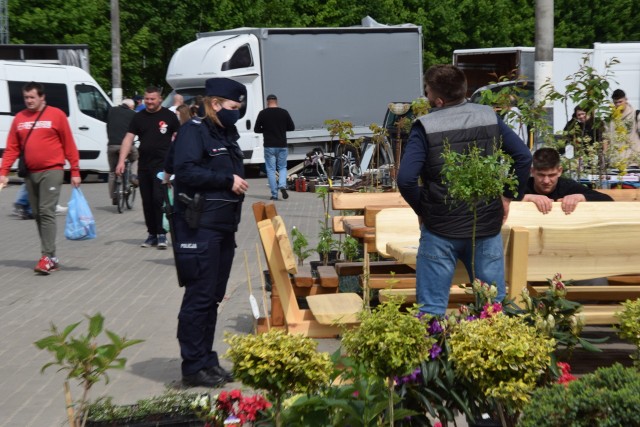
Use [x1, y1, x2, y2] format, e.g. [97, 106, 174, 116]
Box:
[468, 419, 502, 427]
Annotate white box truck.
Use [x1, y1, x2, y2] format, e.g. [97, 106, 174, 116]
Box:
[165, 22, 424, 164]
[453, 44, 640, 132]
[0, 61, 112, 176]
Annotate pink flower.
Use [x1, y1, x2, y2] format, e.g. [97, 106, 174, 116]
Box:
[434, 422, 443, 427]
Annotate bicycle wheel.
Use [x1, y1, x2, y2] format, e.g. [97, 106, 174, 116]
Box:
[125, 183, 136, 209]
[115, 176, 125, 213]
[118, 169, 128, 213]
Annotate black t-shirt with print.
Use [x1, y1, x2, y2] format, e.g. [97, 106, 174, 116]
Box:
[128, 107, 180, 170]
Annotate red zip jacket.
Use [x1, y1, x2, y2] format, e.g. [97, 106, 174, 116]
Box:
[0, 106, 80, 177]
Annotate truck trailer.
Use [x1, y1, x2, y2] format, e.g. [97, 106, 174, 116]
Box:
[453, 43, 640, 132]
[165, 21, 424, 164]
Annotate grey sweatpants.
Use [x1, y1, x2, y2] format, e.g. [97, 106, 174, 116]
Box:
[25, 170, 63, 258]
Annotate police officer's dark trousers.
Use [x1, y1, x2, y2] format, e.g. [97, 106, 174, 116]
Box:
[174, 215, 235, 376]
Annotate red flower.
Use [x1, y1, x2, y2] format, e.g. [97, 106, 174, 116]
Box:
[556, 362, 577, 385]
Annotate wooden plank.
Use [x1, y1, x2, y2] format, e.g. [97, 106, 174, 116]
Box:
[375, 208, 419, 257]
[529, 285, 640, 301]
[581, 305, 622, 325]
[332, 191, 407, 210]
[332, 215, 362, 233]
[334, 261, 415, 276]
[252, 201, 278, 222]
[306, 293, 363, 324]
[258, 218, 304, 324]
[292, 264, 315, 287]
[317, 265, 339, 288]
[378, 286, 474, 305]
[272, 216, 297, 275]
[364, 204, 410, 227]
[598, 188, 640, 201]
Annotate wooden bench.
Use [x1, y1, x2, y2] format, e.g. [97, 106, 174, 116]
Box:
[376, 202, 640, 325]
[252, 202, 340, 330]
[257, 215, 363, 337]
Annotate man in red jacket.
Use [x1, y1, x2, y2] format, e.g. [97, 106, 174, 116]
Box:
[0, 81, 81, 274]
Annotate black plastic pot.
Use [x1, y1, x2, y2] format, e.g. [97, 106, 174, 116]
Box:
[86, 414, 203, 427]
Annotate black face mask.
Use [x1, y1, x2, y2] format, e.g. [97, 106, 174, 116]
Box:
[217, 108, 240, 128]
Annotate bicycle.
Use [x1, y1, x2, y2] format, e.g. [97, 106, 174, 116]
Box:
[114, 159, 136, 213]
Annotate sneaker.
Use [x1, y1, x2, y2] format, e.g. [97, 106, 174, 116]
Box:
[34, 256, 58, 275]
[130, 174, 139, 188]
[157, 234, 168, 250]
[280, 188, 289, 200]
[20, 211, 34, 220]
[141, 234, 158, 248]
[55, 205, 68, 215]
[269, 196, 278, 201]
[12, 203, 25, 217]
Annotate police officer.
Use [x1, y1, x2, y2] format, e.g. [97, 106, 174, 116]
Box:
[171, 77, 249, 388]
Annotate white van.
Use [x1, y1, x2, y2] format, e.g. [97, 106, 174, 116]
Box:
[0, 61, 112, 177]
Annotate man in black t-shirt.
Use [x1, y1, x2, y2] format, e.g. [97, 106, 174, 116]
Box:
[524, 147, 612, 215]
[254, 94, 295, 200]
[116, 86, 180, 248]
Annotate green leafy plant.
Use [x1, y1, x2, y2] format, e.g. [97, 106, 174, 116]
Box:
[542, 56, 619, 184]
[519, 273, 606, 359]
[339, 235, 360, 262]
[34, 313, 144, 427]
[449, 310, 555, 427]
[615, 298, 640, 367]
[86, 390, 199, 424]
[440, 141, 518, 278]
[291, 226, 313, 266]
[342, 299, 431, 426]
[224, 329, 332, 427]
[280, 351, 403, 427]
[519, 363, 640, 427]
[314, 186, 339, 265]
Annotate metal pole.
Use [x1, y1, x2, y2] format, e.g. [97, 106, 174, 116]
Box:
[111, 0, 123, 104]
[535, 0, 554, 142]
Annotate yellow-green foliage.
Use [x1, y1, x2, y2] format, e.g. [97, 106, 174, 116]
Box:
[449, 313, 555, 411]
[615, 298, 640, 366]
[341, 300, 431, 379]
[224, 330, 332, 397]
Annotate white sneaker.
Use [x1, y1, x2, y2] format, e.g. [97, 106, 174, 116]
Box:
[55, 205, 68, 215]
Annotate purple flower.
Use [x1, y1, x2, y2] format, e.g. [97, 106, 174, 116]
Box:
[427, 319, 443, 335]
[429, 343, 442, 359]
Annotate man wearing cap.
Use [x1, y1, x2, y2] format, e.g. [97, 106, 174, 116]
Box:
[254, 94, 295, 200]
[116, 86, 180, 249]
[171, 77, 249, 388]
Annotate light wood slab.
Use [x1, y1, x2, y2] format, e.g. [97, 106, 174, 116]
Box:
[331, 191, 407, 210]
[306, 293, 363, 324]
[272, 216, 297, 275]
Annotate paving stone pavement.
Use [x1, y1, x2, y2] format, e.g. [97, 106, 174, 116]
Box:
[0, 176, 334, 427]
[1, 177, 632, 427]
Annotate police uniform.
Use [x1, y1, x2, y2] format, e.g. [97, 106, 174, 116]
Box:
[171, 78, 246, 387]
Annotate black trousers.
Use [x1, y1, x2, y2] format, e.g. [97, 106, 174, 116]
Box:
[174, 215, 235, 376]
[138, 168, 166, 235]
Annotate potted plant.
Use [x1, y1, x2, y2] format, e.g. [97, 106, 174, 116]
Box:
[291, 226, 313, 266]
[615, 297, 640, 367]
[313, 186, 339, 267]
[341, 299, 431, 426]
[448, 307, 556, 427]
[190, 389, 271, 427]
[339, 235, 360, 262]
[440, 142, 518, 279]
[34, 313, 144, 427]
[85, 390, 202, 426]
[224, 329, 332, 427]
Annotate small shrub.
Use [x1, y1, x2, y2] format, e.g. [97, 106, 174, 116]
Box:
[615, 298, 640, 367]
[519, 363, 640, 427]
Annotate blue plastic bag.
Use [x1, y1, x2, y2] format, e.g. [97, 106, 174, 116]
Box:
[65, 187, 96, 240]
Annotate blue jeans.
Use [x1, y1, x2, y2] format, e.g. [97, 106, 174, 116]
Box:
[264, 147, 288, 198]
[15, 183, 32, 214]
[416, 226, 505, 315]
